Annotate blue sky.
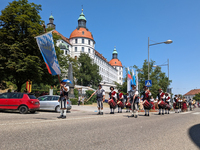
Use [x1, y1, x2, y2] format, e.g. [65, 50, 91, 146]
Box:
[1, 0, 200, 95]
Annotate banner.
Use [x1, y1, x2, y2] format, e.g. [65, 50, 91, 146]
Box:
[35, 31, 61, 75]
[127, 67, 132, 92]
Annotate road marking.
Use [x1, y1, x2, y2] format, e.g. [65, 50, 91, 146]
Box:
[0, 114, 128, 126]
[192, 112, 200, 115]
[179, 112, 192, 115]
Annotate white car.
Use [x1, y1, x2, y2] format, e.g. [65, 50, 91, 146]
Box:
[38, 95, 72, 112]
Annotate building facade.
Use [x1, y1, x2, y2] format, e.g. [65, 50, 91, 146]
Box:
[184, 89, 200, 101]
[47, 10, 123, 94]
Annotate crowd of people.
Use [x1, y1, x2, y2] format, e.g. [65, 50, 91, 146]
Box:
[87, 84, 199, 118]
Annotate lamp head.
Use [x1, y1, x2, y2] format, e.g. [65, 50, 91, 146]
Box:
[164, 40, 173, 44]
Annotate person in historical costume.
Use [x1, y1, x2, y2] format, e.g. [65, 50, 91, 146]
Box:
[142, 86, 151, 116]
[178, 95, 182, 113]
[173, 95, 178, 112]
[128, 84, 139, 118]
[124, 93, 130, 112]
[157, 89, 165, 115]
[89, 84, 105, 115]
[164, 93, 171, 114]
[57, 79, 70, 119]
[109, 86, 117, 114]
[150, 96, 155, 110]
[182, 99, 187, 112]
[117, 89, 124, 113]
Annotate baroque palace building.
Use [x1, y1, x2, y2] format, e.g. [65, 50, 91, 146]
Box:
[47, 10, 123, 93]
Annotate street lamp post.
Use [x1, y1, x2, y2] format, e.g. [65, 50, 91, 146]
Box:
[148, 38, 172, 80]
[153, 59, 170, 88]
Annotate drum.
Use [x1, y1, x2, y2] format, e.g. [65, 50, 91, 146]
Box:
[158, 100, 166, 109]
[126, 102, 131, 108]
[117, 101, 124, 109]
[166, 104, 172, 110]
[108, 99, 116, 109]
[143, 100, 152, 109]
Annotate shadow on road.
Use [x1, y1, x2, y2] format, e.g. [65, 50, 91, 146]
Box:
[188, 124, 200, 148]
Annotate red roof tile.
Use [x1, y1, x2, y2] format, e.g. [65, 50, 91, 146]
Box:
[184, 89, 200, 96]
[53, 30, 71, 45]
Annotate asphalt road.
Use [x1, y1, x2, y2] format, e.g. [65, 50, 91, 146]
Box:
[0, 107, 200, 150]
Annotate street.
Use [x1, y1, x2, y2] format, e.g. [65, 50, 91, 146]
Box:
[0, 106, 200, 150]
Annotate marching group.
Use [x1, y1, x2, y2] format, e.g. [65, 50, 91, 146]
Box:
[58, 79, 198, 119]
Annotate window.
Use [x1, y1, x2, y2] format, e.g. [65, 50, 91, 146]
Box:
[10, 93, 23, 99]
[0, 93, 9, 98]
[38, 96, 51, 101]
[65, 50, 67, 55]
[82, 47, 84, 52]
[82, 39, 84, 44]
[88, 40, 90, 45]
[75, 47, 77, 52]
[82, 31, 84, 35]
[119, 77, 121, 80]
[75, 39, 77, 44]
[28, 94, 37, 99]
[88, 48, 90, 53]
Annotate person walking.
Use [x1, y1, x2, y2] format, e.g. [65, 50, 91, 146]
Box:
[78, 96, 81, 106]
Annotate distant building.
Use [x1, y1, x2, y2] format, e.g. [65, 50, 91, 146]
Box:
[46, 10, 123, 96]
[183, 89, 200, 101]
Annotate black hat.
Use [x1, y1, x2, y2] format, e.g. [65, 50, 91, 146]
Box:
[110, 86, 114, 90]
[98, 84, 102, 87]
[131, 84, 136, 87]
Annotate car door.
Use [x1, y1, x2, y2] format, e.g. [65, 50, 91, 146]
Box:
[49, 96, 59, 110]
[7, 93, 23, 109]
[0, 93, 9, 109]
[38, 96, 48, 109]
[45, 96, 54, 110]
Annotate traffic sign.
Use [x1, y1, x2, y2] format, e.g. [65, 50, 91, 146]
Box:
[145, 80, 152, 87]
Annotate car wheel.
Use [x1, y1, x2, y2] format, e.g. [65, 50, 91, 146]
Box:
[55, 106, 60, 113]
[19, 106, 28, 114]
[30, 110, 36, 114]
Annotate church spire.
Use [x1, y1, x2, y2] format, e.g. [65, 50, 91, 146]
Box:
[47, 12, 56, 29]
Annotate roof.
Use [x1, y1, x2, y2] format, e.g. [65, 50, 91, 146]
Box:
[69, 27, 94, 40]
[49, 15, 54, 19]
[184, 89, 200, 96]
[53, 30, 71, 45]
[94, 50, 117, 70]
[78, 12, 86, 21]
[109, 59, 122, 67]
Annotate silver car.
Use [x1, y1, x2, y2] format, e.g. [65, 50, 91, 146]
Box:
[38, 95, 72, 112]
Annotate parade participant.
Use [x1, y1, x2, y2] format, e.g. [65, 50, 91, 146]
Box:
[109, 86, 117, 114]
[182, 99, 187, 112]
[189, 99, 192, 111]
[150, 96, 155, 110]
[173, 95, 178, 112]
[164, 93, 170, 114]
[128, 84, 139, 118]
[124, 93, 129, 112]
[157, 89, 165, 115]
[178, 95, 182, 113]
[117, 89, 124, 113]
[89, 84, 105, 115]
[142, 86, 151, 116]
[57, 79, 69, 119]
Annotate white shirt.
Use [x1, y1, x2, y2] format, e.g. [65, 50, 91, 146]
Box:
[60, 84, 69, 93]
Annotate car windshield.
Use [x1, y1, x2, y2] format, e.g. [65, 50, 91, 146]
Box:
[28, 94, 37, 99]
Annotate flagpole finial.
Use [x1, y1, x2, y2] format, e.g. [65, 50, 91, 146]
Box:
[81, 5, 83, 12]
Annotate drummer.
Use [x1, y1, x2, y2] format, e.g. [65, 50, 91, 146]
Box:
[157, 89, 165, 115]
[141, 86, 151, 116]
[109, 86, 117, 114]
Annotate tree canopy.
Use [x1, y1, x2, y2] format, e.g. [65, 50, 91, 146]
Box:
[76, 53, 102, 87]
[193, 93, 200, 101]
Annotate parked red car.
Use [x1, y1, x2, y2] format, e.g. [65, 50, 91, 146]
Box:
[0, 92, 40, 114]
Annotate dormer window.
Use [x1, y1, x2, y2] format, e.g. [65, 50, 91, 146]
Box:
[88, 40, 90, 45]
[82, 31, 84, 35]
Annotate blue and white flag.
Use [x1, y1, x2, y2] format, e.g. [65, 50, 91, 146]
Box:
[35, 31, 61, 75]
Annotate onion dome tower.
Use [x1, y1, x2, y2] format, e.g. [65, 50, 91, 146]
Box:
[47, 14, 56, 29]
[109, 47, 123, 85]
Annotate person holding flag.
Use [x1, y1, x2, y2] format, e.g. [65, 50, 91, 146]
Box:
[57, 79, 69, 119]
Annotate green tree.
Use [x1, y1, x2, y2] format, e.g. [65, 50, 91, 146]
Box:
[133, 60, 171, 98]
[77, 53, 102, 87]
[0, 0, 55, 91]
[193, 93, 200, 101]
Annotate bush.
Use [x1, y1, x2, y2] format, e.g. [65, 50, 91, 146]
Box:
[74, 88, 78, 99]
[70, 98, 78, 105]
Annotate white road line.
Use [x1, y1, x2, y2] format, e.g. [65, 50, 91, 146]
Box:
[0, 114, 127, 126]
[179, 112, 192, 115]
[192, 112, 200, 115]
